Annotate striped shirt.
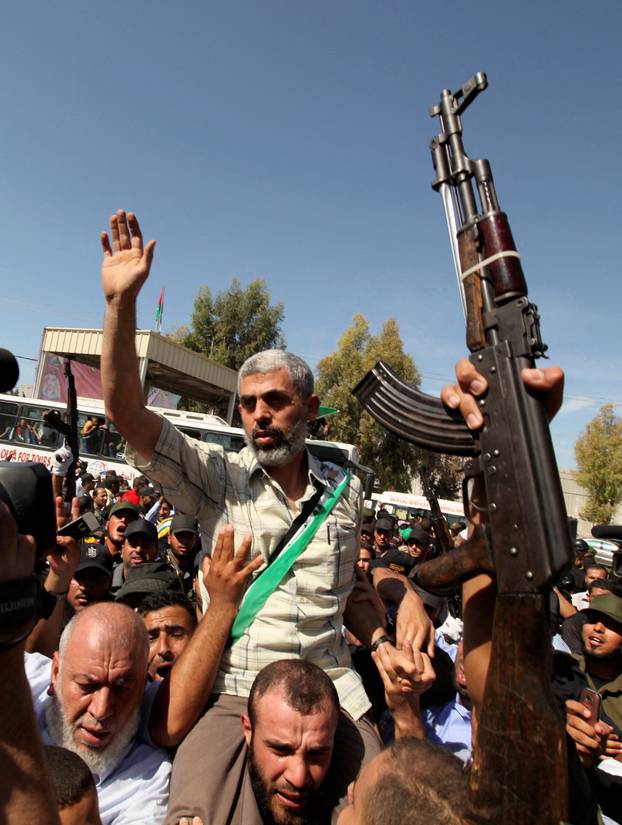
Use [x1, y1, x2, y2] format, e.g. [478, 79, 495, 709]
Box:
[127, 417, 370, 720]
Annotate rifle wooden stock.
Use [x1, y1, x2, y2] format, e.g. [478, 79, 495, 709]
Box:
[467, 594, 569, 825]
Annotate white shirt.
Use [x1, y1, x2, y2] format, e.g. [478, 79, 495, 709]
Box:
[25, 653, 171, 825]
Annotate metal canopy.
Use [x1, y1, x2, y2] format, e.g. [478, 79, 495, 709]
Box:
[35, 327, 238, 421]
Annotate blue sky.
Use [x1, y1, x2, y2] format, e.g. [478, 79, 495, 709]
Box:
[1, 0, 620, 470]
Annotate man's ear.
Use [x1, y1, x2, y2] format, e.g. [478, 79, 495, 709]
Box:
[49, 651, 60, 696]
[305, 394, 320, 422]
[241, 714, 252, 748]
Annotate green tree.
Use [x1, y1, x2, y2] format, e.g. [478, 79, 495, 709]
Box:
[575, 404, 622, 524]
[317, 315, 431, 490]
[176, 278, 285, 371]
[418, 454, 464, 501]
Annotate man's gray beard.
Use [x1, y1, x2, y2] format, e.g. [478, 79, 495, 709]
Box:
[45, 692, 140, 778]
[244, 417, 308, 468]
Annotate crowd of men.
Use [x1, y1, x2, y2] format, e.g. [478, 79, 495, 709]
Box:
[1, 211, 621, 825]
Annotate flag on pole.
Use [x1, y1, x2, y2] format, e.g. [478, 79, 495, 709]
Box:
[155, 288, 165, 332]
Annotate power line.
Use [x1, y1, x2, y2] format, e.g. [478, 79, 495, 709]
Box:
[419, 372, 622, 407]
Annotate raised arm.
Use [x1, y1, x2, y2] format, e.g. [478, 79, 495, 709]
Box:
[101, 210, 162, 462]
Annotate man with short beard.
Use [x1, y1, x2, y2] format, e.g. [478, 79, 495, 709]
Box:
[241, 660, 339, 825]
[100, 210, 436, 825]
[25, 602, 171, 825]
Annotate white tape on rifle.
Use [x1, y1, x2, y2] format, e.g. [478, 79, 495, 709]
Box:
[460, 250, 521, 281]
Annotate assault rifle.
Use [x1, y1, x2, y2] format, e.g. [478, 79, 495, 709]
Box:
[353, 74, 573, 824]
[419, 466, 453, 556]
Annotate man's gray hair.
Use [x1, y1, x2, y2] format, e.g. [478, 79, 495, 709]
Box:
[238, 350, 314, 399]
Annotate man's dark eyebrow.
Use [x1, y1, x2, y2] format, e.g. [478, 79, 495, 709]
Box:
[307, 744, 331, 752]
[264, 738, 294, 750]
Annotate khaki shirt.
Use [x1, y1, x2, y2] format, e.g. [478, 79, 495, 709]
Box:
[127, 417, 370, 720]
[576, 654, 622, 736]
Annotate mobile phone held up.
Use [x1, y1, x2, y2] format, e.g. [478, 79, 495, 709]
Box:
[579, 688, 601, 726]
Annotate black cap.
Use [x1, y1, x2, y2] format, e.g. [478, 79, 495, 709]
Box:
[80, 473, 94, 483]
[115, 561, 181, 602]
[374, 547, 416, 576]
[138, 486, 157, 497]
[375, 514, 396, 532]
[76, 543, 113, 576]
[171, 514, 198, 535]
[406, 524, 430, 547]
[124, 519, 158, 543]
[108, 502, 140, 519]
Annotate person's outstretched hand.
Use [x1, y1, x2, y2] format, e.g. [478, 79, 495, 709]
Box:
[101, 210, 156, 302]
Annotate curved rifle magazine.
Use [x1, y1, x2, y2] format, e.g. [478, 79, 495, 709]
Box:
[352, 361, 478, 457]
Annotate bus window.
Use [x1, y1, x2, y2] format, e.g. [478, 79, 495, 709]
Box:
[102, 421, 126, 459]
[201, 432, 246, 453]
[178, 426, 203, 442]
[0, 400, 18, 442]
[10, 404, 53, 448]
[20, 405, 61, 450]
[79, 414, 108, 456]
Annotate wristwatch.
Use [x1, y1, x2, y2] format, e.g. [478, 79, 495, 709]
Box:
[370, 634, 395, 652]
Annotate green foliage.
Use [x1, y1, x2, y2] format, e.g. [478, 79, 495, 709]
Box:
[317, 315, 436, 491]
[575, 404, 622, 524]
[176, 278, 285, 371]
[418, 454, 464, 501]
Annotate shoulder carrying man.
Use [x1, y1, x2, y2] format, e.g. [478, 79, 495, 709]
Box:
[99, 210, 432, 824]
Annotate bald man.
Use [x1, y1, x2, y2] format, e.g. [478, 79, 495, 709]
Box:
[25, 602, 171, 825]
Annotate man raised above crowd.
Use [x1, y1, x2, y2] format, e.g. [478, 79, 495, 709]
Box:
[99, 210, 432, 823]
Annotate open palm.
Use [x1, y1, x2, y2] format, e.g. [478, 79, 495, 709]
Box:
[101, 210, 156, 301]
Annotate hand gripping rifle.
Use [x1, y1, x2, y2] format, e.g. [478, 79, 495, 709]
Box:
[353, 74, 573, 824]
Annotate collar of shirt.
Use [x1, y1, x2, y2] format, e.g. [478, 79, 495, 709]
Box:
[572, 653, 622, 696]
[245, 447, 328, 500]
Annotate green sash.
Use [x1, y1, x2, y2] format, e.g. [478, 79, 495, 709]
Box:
[229, 471, 350, 644]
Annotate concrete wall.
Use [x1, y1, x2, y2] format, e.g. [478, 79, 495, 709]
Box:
[560, 469, 622, 538]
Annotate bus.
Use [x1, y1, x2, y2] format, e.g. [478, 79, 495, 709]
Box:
[0, 393, 364, 482]
[367, 489, 465, 526]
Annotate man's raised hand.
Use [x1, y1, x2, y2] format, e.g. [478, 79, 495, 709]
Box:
[101, 210, 156, 302]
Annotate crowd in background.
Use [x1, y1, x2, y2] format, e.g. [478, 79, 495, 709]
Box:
[0, 452, 616, 825]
